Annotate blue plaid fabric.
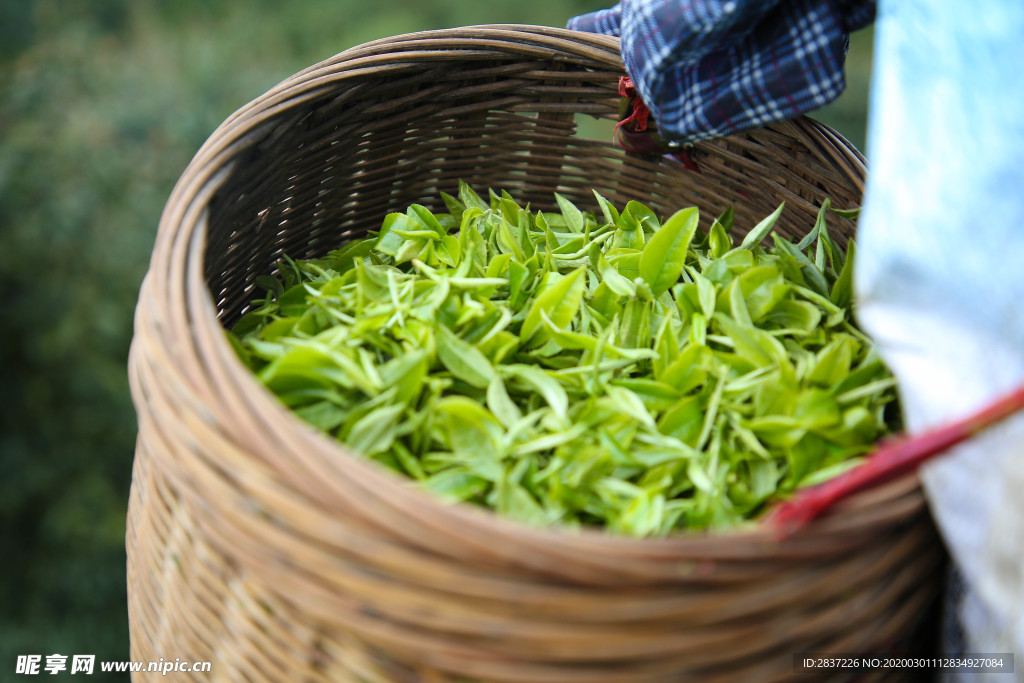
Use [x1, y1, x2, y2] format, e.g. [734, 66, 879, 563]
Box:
[568, 0, 875, 144]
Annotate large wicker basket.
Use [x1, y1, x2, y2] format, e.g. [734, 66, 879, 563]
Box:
[127, 25, 943, 682]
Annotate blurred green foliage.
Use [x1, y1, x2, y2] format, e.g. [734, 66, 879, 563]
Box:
[810, 25, 875, 152]
[0, 0, 870, 678]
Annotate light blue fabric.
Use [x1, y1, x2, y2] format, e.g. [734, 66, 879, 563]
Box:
[855, 1, 1024, 669]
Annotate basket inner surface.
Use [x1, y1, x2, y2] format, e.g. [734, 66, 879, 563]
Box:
[199, 34, 862, 328]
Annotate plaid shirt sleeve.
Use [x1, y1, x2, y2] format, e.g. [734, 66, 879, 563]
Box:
[568, 0, 875, 145]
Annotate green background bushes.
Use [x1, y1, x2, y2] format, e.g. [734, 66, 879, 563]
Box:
[0, 0, 870, 677]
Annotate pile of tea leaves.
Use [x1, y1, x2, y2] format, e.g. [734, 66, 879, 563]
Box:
[228, 184, 898, 534]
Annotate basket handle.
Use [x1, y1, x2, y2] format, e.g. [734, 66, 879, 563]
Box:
[767, 385, 1024, 538]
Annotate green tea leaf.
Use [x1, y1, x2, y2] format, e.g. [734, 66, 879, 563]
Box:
[380, 349, 428, 403]
[501, 364, 569, 421]
[747, 459, 778, 500]
[436, 324, 495, 388]
[624, 200, 660, 233]
[716, 206, 735, 232]
[435, 396, 505, 457]
[441, 191, 466, 222]
[347, 403, 405, 455]
[708, 220, 732, 257]
[614, 491, 665, 536]
[520, 267, 586, 347]
[639, 207, 699, 296]
[494, 478, 548, 525]
[829, 205, 861, 220]
[794, 389, 842, 431]
[661, 344, 711, 395]
[715, 314, 788, 369]
[831, 239, 855, 308]
[487, 375, 522, 429]
[408, 204, 448, 238]
[808, 336, 856, 387]
[294, 400, 349, 431]
[593, 190, 620, 225]
[687, 459, 715, 494]
[457, 181, 488, 210]
[693, 270, 717, 319]
[605, 385, 657, 430]
[423, 469, 489, 502]
[554, 193, 585, 233]
[739, 202, 784, 250]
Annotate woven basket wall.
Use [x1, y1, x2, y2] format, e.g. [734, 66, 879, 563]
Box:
[127, 25, 943, 682]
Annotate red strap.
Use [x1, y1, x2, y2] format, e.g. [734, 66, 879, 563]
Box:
[615, 76, 650, 133]
[767, 385, 1024, 538]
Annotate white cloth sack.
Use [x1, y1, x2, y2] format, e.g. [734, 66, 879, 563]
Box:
[856, 0, 1024, 674]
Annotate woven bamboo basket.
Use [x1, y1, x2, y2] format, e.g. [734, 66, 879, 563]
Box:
[127, 25, 944, 682]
